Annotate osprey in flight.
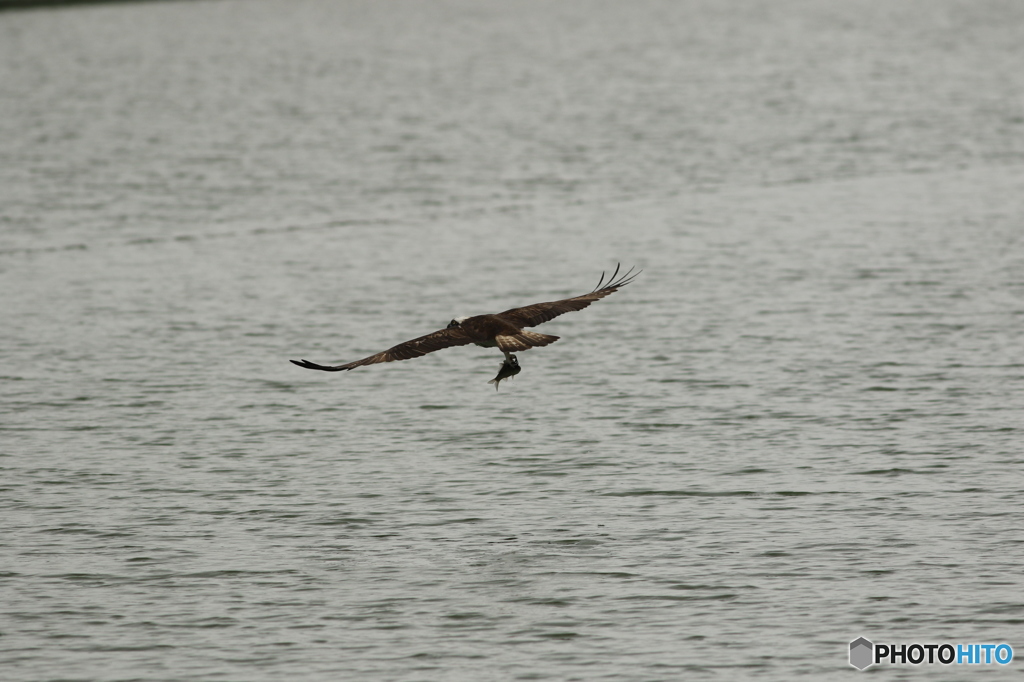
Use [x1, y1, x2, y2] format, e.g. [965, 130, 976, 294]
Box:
[291, 264, 639, 386]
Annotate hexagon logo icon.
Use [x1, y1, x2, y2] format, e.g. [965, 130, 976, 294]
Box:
[849, 637, 874, 670]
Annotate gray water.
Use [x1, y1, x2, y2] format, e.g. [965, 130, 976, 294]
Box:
[2, 1, 1024, 679]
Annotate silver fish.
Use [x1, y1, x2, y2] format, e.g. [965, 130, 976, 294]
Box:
[487, 355, 521, 390]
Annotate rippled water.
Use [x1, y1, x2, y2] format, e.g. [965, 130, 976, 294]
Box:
[3, 1, 1024, 679]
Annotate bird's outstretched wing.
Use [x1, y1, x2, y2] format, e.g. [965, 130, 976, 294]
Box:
[291, 326, 474, 372]
[496, 263, 640, 329]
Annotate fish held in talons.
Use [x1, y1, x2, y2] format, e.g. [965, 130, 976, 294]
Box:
[488, 355, 521, 390]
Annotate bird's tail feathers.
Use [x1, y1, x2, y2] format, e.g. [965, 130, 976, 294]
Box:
[495, 332, 559, 352]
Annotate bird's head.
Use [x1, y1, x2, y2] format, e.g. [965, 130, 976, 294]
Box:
[447, 316, 470, 329]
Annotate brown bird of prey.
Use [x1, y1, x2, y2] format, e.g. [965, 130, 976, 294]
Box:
[290, 264, 639, 383]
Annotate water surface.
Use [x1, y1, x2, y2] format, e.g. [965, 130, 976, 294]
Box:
[2, 1, 1023, 679]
